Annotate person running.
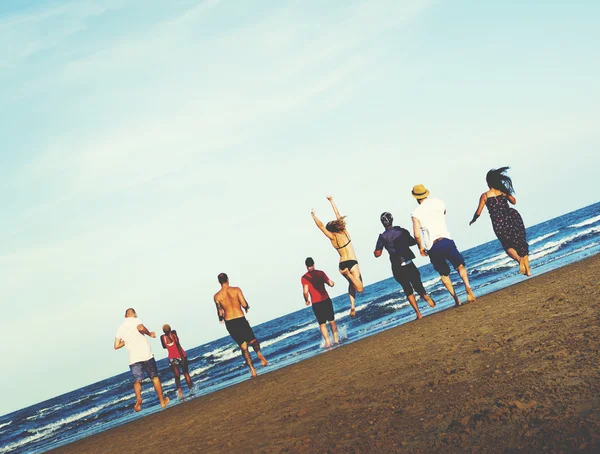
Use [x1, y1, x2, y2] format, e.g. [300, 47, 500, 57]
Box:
[411, 184, 476, 306]
[374, 212, 436, 319]
[160, 324, 194, 399]
[214, 273, 268, 378]
[469, 166, 531, 276]
[311, 195, 364, 317]
[114, 308, 170, 412]
[301, 257, 339, 346]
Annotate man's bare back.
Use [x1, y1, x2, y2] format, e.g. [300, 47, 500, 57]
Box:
[214, 285, 248, 321]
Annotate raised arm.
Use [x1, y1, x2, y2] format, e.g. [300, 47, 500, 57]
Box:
[137, 324, 156, 338]
[327, 196, 343, 220]
[311, 209, 334, 239]
[412, 216, 427, 257]
[470, 193, 487, 225]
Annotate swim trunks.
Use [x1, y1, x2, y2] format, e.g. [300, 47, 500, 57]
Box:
[129, 357, 159, 382]
[339, 260, 358, 271]
[312, 298, 335, 325]
[225, 316, 256, 346]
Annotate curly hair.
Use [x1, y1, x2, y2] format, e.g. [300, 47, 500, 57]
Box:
[326, 217, 347, 233]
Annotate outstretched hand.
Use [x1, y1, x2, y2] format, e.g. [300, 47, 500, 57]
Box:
[469, 220, 475, 226]
[326, 195, 333, 201]
[149, 332, 156, 338]
[311, 208, 315, 216]
[419, 247, 428, 257]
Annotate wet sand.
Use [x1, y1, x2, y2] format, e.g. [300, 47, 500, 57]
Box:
[53, 254, 600, 453]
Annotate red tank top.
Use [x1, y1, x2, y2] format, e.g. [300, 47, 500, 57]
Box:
[162, 333, 185, 359]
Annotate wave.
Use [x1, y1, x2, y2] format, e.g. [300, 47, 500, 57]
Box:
[1, 428, 55, 452]
[261, 323, 317, 349]
[570, 214, 600, 228]
[529, 230, 560, 245]
[0, 420, 12, 430]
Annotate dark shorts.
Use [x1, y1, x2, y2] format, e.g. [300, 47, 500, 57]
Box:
[339, 260, 358, 271]
[428, 238, 465, 276]
[391, 261, 425, 297]
[312, 298, 335, 325]
[169, 356, 189, 373]
[225, 316, 256, 346]
[129, 357, 159, 382]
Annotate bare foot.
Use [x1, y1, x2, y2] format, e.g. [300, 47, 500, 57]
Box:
[260, 358, 269, 367]
[161, 396, 170, 408]
[416, 313, 423, 320]
[349, 307, 356, 317]
[466, 289, 476, 303]
[519, 258, 527, 275]
[452, 294, 462, 307]
[177, 388, 184, 399]
[134, 398, 143, 412]
[424, 294, 436, 308]
[250, 368, 258, 378]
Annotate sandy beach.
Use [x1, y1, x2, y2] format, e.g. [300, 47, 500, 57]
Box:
[53, 254, 600, 453]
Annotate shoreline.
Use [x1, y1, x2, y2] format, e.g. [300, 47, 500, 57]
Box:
[53, 254, 600, 453]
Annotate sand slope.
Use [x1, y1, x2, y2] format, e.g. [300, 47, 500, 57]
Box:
[53, 254, 600, 453]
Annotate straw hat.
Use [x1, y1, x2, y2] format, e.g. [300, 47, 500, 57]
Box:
[411, 184, 430, 200]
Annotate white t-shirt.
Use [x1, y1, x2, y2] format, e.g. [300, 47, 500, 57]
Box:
[115, 317, 153, 365]
[411, 197, 452, 250]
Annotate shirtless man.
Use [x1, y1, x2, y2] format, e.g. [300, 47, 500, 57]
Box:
[214, 273, 268, 377]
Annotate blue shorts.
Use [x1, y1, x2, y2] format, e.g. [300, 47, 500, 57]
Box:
[428, 238, 465, 276]
[129, 357, 159, 382]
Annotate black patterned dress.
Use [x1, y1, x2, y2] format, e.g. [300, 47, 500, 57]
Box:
[485, 195, 529, 256]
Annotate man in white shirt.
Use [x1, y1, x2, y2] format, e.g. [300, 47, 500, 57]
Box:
[411, 184, 476, 306]
[114, 308, 170, 412]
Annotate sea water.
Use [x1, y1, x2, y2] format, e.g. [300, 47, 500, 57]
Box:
[1, 202, 598, 453]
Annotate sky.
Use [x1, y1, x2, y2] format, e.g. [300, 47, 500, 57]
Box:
[1, 0, 599, 415]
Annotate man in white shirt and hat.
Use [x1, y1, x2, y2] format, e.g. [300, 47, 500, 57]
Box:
[411, 184, 476, 306]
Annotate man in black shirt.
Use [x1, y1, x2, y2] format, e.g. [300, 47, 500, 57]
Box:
[374, 212, 436, 319]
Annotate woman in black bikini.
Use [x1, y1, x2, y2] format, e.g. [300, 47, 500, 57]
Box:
[469, 166, 531, 276]
[311, 196, 363, 317]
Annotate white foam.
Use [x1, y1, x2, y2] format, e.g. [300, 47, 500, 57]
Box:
[261, 323, 317, 348]
[2, 428, 54, 452]
[529, 230, 560, 245]
[421, 276, 441, 288]
[29, 404, 109, 435]
[570, 214, 600, 228]
[0, 420, 11, 430]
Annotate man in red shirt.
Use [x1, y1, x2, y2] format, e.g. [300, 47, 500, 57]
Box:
[302, 257, 338, 346]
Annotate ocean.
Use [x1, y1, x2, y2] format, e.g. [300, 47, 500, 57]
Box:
[1, 201, 598, 453]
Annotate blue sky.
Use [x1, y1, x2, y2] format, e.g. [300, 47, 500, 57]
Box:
[1, 0, 599, 415]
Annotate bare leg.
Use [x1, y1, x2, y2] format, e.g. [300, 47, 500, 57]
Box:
[421, 293, 436, 308]
[318, 323, 332, 347]
[340, 266, 363, 316]
[440, 275, 461, 306]
[347, 283, 356, 316]
[523, 255, 532, 276]
[506, 247, 525, 274]
[407, 294, 423, 319]
[151, 377, 170, 408]
[172, 366, 183, 399]
[329, 320, 339, 343]
[457, 265, 476, 302]
[133, 381, 143, 412]
[240, 342, 257, 377]
[249, 339, 269, 366]
[183, 372, 193, 391]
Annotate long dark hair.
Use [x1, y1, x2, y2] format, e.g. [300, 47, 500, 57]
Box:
[486, 166, 515, 195]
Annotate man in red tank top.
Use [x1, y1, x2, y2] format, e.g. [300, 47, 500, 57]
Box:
[301, 257, 339, 346]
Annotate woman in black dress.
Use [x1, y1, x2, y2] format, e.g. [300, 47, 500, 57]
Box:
[469, 167, 531, 276]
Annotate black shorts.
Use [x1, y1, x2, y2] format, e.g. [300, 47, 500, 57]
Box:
[312, 298, 335, 325]
[225, 316, 256, 346]
[391, 261, 425, 297]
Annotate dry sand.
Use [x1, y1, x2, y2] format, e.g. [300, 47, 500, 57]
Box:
[53, 254, 600, 453]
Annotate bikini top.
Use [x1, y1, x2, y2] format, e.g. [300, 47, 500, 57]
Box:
[334, 231, 351, 250]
